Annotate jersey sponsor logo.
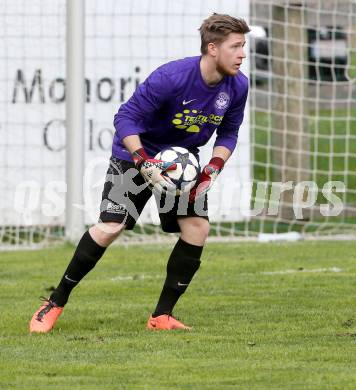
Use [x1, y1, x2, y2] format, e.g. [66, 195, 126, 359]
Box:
[171, 108, 224, 133]
[215, 92, 230, 110]
[182, 99, 197, 105]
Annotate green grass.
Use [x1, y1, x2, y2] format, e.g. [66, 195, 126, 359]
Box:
[1, 241, 356, 389]
[347, 52, 356, 80]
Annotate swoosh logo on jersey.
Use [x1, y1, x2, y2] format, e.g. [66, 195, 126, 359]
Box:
[182, 99, 197, 105]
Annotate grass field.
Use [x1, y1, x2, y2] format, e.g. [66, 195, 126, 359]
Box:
[1, 241, 356, 389]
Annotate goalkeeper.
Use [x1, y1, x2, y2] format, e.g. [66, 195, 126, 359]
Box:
[30, 13, 250, 332]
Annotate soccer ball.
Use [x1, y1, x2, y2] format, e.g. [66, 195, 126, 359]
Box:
[155, 146, 200, 195]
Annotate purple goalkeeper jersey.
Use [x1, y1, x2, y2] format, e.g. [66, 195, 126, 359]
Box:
[112, 56, 248, 161]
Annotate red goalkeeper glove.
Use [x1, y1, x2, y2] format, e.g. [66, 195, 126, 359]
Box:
[189, 157, 224, 202]
[132, 148, 177, 194]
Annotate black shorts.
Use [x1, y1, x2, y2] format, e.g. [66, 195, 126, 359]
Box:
[99, 156, 208, 233]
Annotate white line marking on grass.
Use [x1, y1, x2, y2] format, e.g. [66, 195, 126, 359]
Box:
[261, 267, 343, 275]
[110, 274, 161, 281]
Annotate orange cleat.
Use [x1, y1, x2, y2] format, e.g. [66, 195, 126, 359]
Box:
[29, 297, 63, 333]
[147, 314, 191, 330]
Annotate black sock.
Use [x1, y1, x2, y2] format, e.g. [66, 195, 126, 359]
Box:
[50, 231, 106, 307]
[153, 238, 203, 317]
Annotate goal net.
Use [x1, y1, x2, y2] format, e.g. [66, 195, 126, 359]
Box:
[249, 0, 356, 239]
[1, 0, 355, 249]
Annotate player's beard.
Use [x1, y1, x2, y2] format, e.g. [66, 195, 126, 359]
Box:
[216, 61, 238, 77]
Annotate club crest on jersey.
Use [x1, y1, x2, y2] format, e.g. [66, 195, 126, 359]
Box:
[215, 92, 230, 110]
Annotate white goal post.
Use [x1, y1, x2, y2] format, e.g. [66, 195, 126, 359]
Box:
[66, 0, 85, 242]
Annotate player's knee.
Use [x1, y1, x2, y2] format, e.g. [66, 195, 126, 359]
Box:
[89, 222, 125, 246]
[182, 218, 210, 241]
[103, 222, 125, 237]
[195, 219, 210, 240]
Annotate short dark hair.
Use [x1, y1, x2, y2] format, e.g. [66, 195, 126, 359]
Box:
[199, 13, 250, 54]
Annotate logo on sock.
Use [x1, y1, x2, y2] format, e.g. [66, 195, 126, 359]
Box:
[64, 275, 78, 283]
[177, 282, 189, 286]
